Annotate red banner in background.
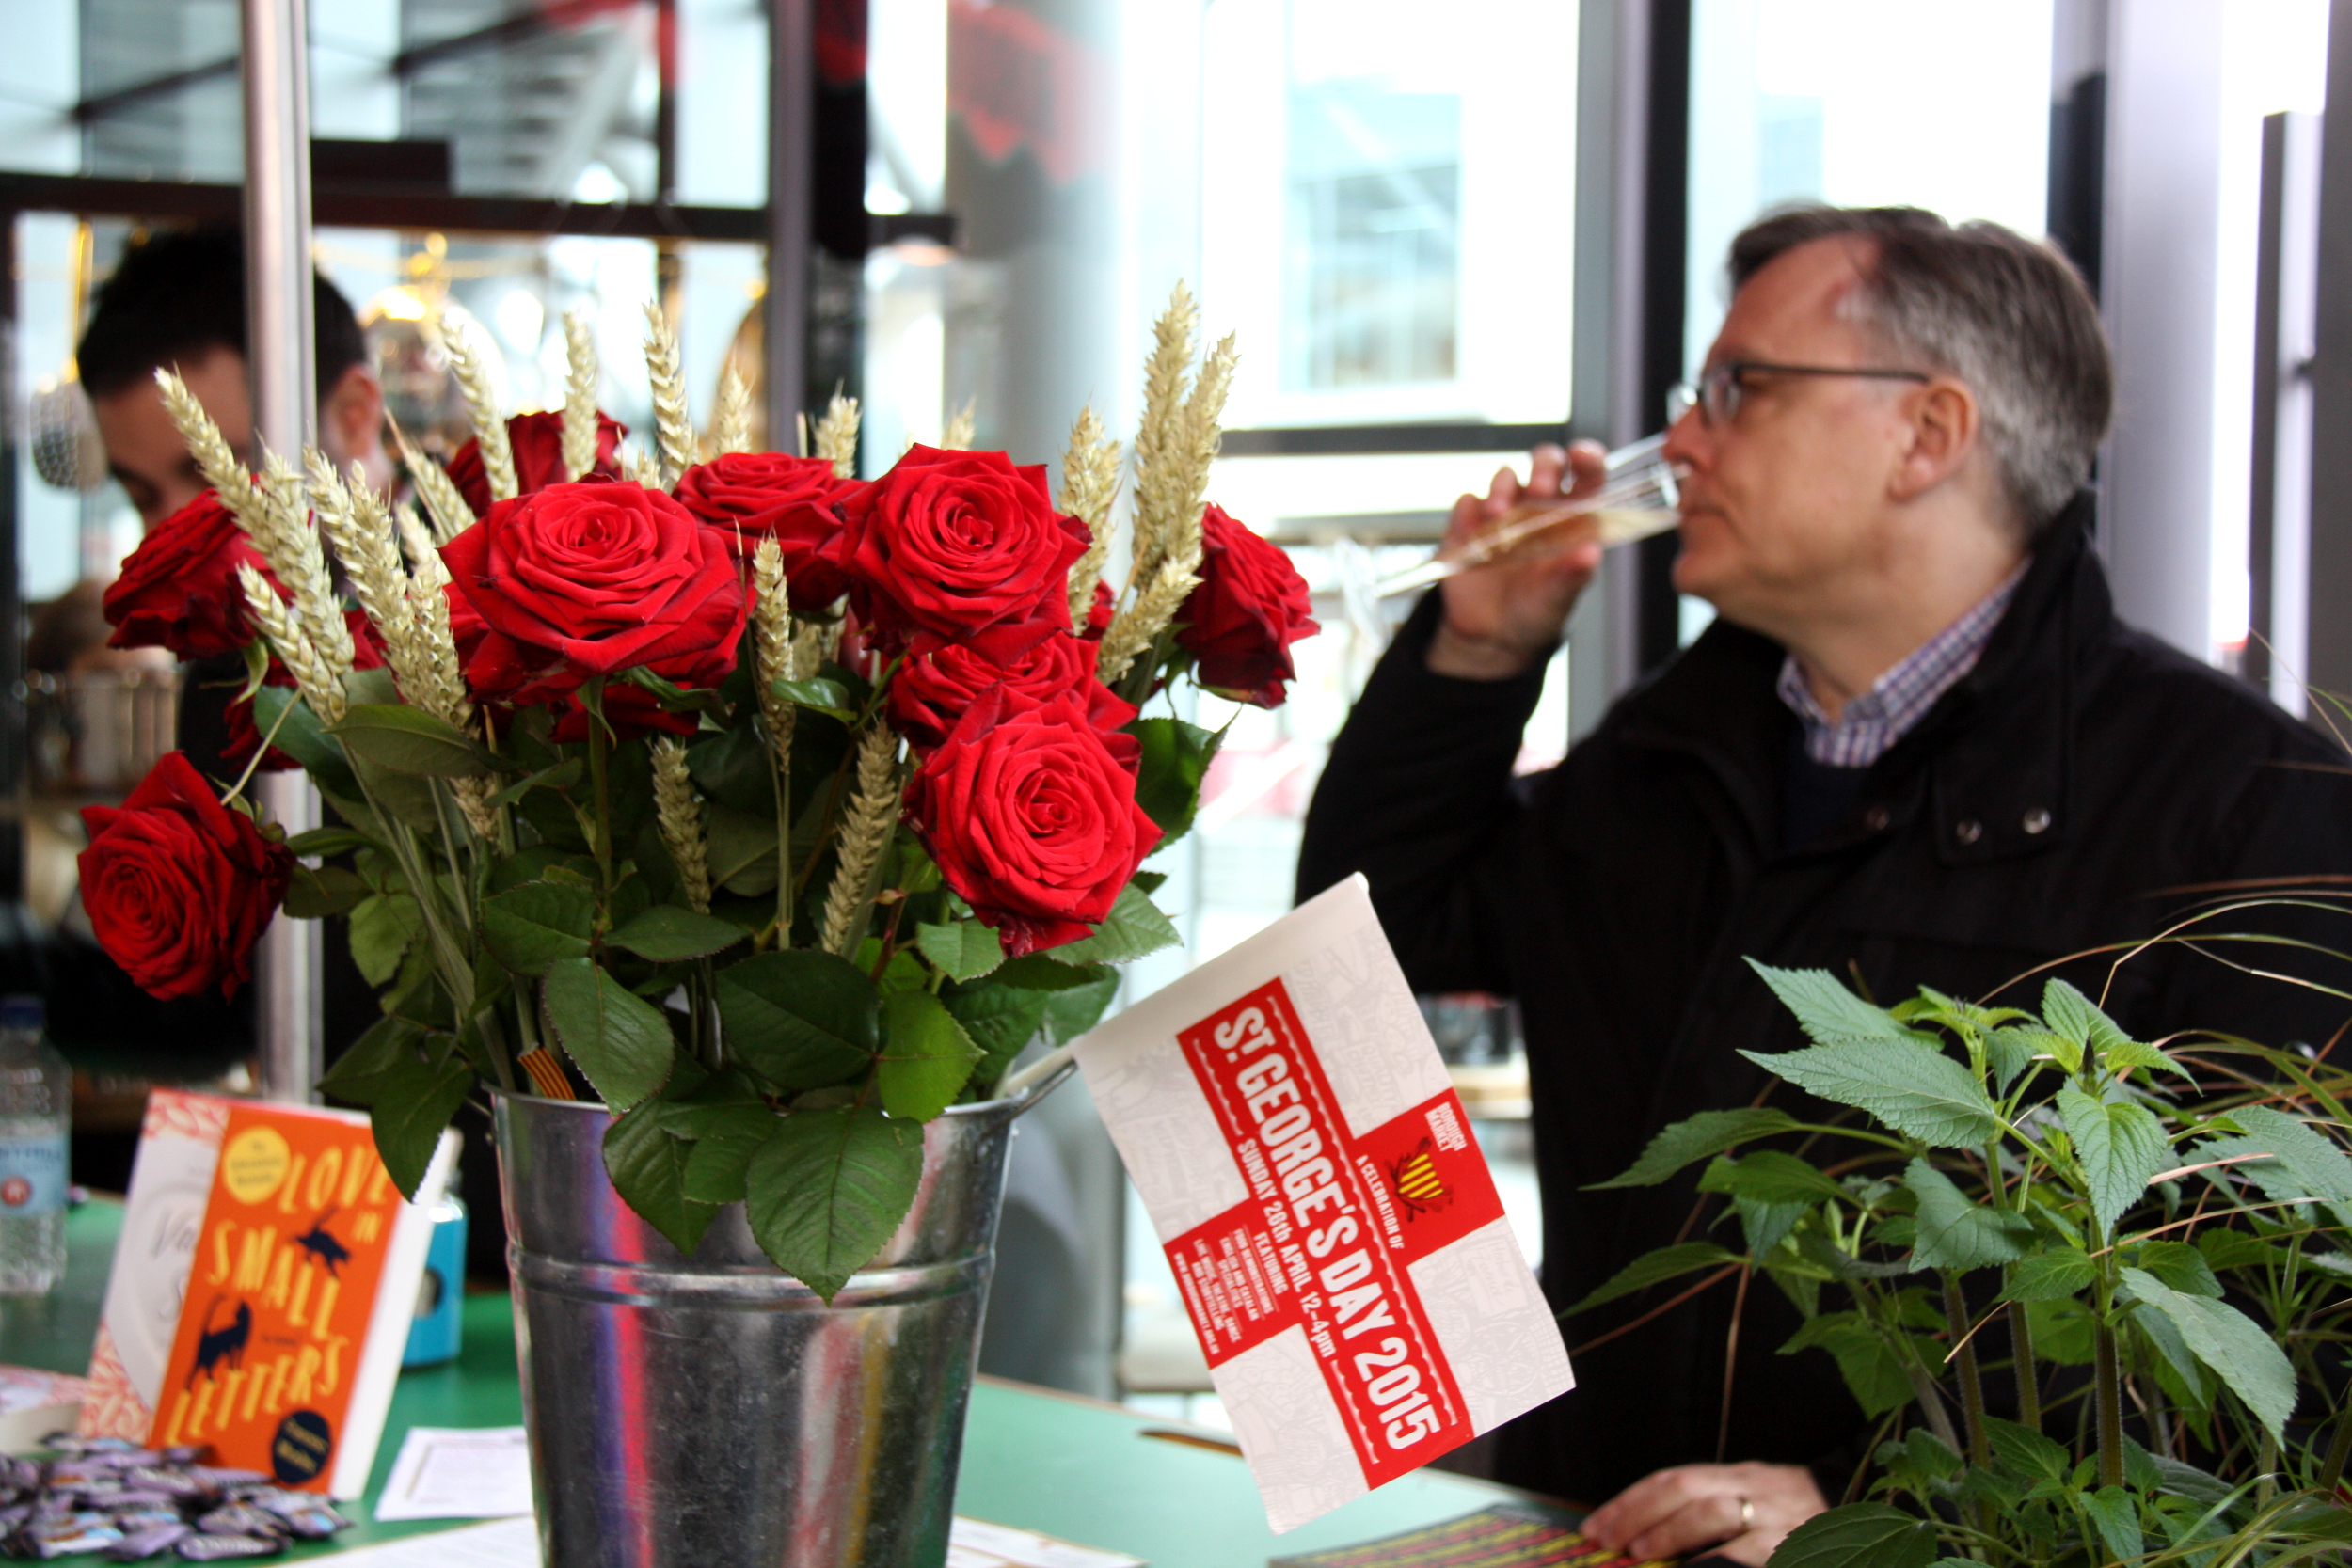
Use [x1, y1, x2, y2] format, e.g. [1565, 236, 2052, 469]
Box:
[1168, 978, 1501, 1490]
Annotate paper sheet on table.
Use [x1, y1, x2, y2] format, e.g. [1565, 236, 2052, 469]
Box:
[373, 1426, 534, 1520]
[948, 1516, 1144, 1568]
[1073, 877, 1574, 1534]
[317, 1516, 537, 1565]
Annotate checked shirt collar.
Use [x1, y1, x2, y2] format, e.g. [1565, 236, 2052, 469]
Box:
[1775, 559, 2028, 768]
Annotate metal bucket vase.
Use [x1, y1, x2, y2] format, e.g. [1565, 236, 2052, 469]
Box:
[492, 1082, 1048, 1568]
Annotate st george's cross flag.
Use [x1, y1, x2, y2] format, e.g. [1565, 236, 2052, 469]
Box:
[1073, 876, 1573, 1533]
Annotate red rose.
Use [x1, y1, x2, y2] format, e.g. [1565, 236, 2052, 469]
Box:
[103, 490, 282, 658]
[446, 410, 628, 518]
[674, 452, 863, 608]
[225, 610, 388, 772]
[889, 623, 1136, 751]
[904, 689, 1160, 957]
[837, 446, 1089, 648]
[1177, 504, 1318, 707]
[441, 482, 748, 713]
[1081, 578, 1115, 641]
[78, 752, 294, 1002]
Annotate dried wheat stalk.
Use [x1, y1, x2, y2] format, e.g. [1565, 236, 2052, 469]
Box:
[940, 400, 976, 451]
[707, 366, 753, 459]
[818, 725, 902, 958]
[651, 737, 713, 914]
[561, 309, 600, 481]
[813, 391, 861, 479]
[643, 303, 695, 486]
[1057, 405, 1121, 626]
[442, 323, 516, 502]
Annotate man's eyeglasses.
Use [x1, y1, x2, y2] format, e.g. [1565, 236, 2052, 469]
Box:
[1668, 361, 1933, 429]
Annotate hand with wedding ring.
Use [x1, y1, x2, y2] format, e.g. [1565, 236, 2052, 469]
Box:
[1579, 1462, 1826, 1564]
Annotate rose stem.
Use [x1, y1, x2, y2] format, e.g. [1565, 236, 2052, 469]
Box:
[584, 676, 615, 895]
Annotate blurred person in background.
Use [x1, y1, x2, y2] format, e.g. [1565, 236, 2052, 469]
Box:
[1299, 206, 2352, 1563]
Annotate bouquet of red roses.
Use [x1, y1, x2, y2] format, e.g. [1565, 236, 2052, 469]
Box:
[84, 289, 1316, 1298]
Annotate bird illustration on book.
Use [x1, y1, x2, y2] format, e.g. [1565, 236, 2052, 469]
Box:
[186, 1298, 251, 1387]
[1386, 1140, 1452, 1218]
[293, 1210, 354, 1277]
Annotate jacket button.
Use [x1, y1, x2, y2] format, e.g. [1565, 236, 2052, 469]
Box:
[2023, 807, 2052, 835]
[1863, 805, 1890, 832]
[1955, 819, 1983, 846]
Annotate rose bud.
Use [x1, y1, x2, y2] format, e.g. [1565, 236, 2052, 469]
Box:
[1176, 503, 1318, 707]
[836, 445, 1089, 650]
[103, 489, 284, 659]
[904, 689, 1161, 958]
[445, 409, 628, 518]
[78, 752, 294, 1002]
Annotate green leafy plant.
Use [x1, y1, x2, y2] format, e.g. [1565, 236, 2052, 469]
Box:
[1580, 959, 2352, 1565]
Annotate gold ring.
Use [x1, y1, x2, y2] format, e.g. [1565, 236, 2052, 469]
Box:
[1739, 1497, 1756, 1530]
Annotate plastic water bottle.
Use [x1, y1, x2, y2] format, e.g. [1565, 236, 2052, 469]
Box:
[0, 995, 69, 1293]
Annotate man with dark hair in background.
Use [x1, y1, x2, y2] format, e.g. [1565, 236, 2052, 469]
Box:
[1299, 206, 2352, 1562]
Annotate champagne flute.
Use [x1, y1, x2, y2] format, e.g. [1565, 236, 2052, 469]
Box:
[1372, 434, 1687, 599]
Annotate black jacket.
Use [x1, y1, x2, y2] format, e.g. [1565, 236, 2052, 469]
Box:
[1296, 506, 2352, 1504]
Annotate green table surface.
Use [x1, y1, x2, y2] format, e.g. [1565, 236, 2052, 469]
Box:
[4, 1200, 1540, 1565]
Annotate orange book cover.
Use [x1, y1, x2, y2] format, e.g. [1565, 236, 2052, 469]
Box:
[135, 1098, 444, 1494]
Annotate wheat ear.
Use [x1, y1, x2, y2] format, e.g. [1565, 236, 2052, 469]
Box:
[393, 500, 441, 577]
[644, 303, 695, 486]
[940, 399, 976, 451]
[1057, 405, 1121, 626]
[561, 309, 599, 481]
[391, 420, 477, 542]
[238, 563, 345, 723]
[651, 737, 713, 914]
[751, 541, 799, 753]
[623, 447, 665, 490]
[707, 366, 753, 459]
[814, 391, 861, 478]
[1129, 285, 1199, 589]
[154, 369, 260, 522]
[819, 725, 902, 958]
[442, 323, 516, 502]
[791, 616, 834, 682]
[252, 456, 357, 689]
[308, 453, 417, 672]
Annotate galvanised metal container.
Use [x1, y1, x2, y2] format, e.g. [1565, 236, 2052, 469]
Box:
[492, 1082, 1048, 1568]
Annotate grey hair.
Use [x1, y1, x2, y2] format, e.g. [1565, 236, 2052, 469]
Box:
[1727, 206, 2113, 536]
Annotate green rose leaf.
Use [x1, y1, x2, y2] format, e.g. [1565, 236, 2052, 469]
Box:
[878, 989, 983, 1122]
[1048, 886, 1181, 966]
[346, 892, 425, 989]
[481, 880, 599, 977]
[1592, 1106, 1804, 1189]
[285, 863, 370, 919]
[249, 687, 348, 778]
[1903, 1158, 2034, 1271]
[715, 950, 880, 1094]
[1766, 1504, 1937, 1568]
[364, 1035, 472, 1202]
[604, 906, 750, 964]
[705, 802, 783, 895]
[486, 757, 585, 809]
[329, 703, 496, 777]
[744, 1105, 924, 1303]
[2057, 1085, 2169, 1240]
[1564, 1241, 1743, 1314]
[672, 1097, 787, 1206]
[1739, 1039, 2001, 1149]
[2120, 1266, 2296, 1442]
[914, 919, 1005, 983]
[283, 826, 374, 859]
[1128, 717, 1222, 842]
[773, 676, 859, 724]
[317, 1013, 425, 1110]
[542, 958, 677, 1112]
[603, 1100, 719, 1258]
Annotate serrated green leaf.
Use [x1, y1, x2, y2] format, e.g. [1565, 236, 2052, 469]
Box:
[316, 1013, 425, 1109]
[877, 989, 983, 1121]
[715, 950, 879, 1093]
[330, 703, 494, 777]
[1734, 1196, 1809, 1259]
[604, 906, 749, 963]
[1740, 1040, 2002, 1148]
[1984, 1027, 2040, 1093]
[2058, 1086, 2169, 1240]
[670, 1100, 783, 1206]
[542, 958, 677, 1110]
[706, 801, 782, 895]
[2105, 1035, 2190, 1079]
[1984, 1415, 2071, 1482]
[285, 863, 370, 919]
[486, 757, 584, 809]
[1747, 960, 1922, 1046]
[1564, 1242, 1743, 1314]
[1041, 972, 1120, 1044]
[914, 920, 1005, 982]
[365, 1036, 469, 1201]
[744, 1106, 924, 1301]
[1766, 1503, 1937, 1568]
[2133, 1239, 2222, 1298]
[1049, 885, 1182, 966]
[2121, 1265, 2296, 1441]
[1779, 1314, 1915, 1417]
[1698, 1149, 1848, 1207]
[1590, 1106, 1804, 1189]
[773, 676, 858, 723]
[1997, 1249, 2097, 1303]
[2012, 1023, 2082, 1078]
[481, 880, 598, 977]
[602, 1100, 719, 1257]
[347, 892, 425, 989]
[1904, 1158, 2034, 1270]
[1128, 717, 1221, 843]
[2218, 1104, 2352, 1215]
